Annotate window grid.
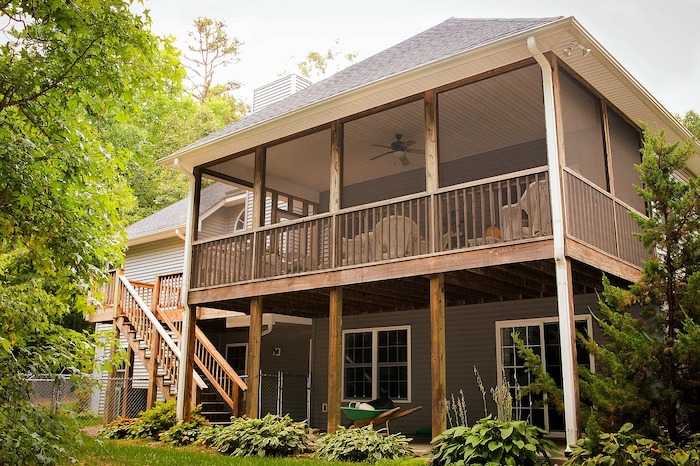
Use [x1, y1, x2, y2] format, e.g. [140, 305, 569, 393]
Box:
[496, 316, 593, 434]
[342, 326, 411, 402]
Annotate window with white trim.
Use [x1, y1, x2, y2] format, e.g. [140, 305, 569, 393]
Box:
[496, 316, 593, 434]
[343, 326, 410, 402]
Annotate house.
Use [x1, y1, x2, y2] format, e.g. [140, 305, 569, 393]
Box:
[99, 16, 698, 447]
[90, 181, 312, 423]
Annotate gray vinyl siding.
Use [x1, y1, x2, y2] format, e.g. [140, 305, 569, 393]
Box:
[124, 237, 184, 283]
[199, 204, 246, 240]
[310, 294, 599, 435]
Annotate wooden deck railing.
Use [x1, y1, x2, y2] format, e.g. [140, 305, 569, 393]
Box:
[116, 274, 206, 393]
[189, 168, 556, 289]
[564, 168, 648, 267]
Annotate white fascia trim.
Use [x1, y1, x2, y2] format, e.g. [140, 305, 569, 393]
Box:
[198, 193, 247, 224]
[225, 313, 312, 328]
[127, 228, 182, 247]
[159, 17, 572, 167]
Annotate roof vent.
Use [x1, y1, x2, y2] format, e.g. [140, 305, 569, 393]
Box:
[252, 74, 311, 112]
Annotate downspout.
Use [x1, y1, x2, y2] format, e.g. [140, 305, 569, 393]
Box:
[173, 158, 197, 422]
[527, 36, 579, 449]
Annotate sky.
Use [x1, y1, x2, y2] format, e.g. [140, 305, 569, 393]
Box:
[145, 0, 700, 115]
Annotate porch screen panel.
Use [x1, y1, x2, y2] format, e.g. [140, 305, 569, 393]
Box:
[344, 332, 373, 400]
[377, 329, 408, 401]
[343, 99, 425, 208]
[608, 109, 644, 212]
[437, 64, 546, 188]
[559, 70, 608, 190]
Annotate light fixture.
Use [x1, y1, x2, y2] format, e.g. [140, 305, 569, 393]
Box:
[562, 41, 591, 58]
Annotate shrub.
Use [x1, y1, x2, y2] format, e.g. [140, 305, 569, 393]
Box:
[127, 400, 177, 439]
[159, 415, 208, 446]
[207, 414, 311, 457]
[315, 425, 413, 463]
[431, 417, 555, 466]
[99, 417, 138, 440]
[564, 423, 700, 466]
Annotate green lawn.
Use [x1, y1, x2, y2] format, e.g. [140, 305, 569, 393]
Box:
[70, 435, 428, 466]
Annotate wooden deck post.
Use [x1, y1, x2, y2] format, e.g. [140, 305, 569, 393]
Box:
[176, 169, 200, 422]
[430, 274, 446, 437]
[146, 276, 162, 409]
[246, 297, 263, 418]
[327, 287, 343, 433]
[120, 345, 133, 417]
[424, 90, 439, 194]
[253, 147, 267, 228]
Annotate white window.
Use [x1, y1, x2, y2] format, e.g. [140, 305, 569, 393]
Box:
[342, 326, 411, 403]
[496, 316, 594, 434]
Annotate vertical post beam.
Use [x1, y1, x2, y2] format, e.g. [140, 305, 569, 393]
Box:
[253, 147, 267, 228]
[146, 276, 162, 409]
[430, 274, 446, 437]
[327, 287, 343, 433]
[329, 121, 343, 212]
[424, 90, 439, 194]
[246, 297, 263, 418]
[528, 38, 580, 446]
[104, 269, 124, 422]
[176, 167, 200, 422]
[121, 346, 133, 417]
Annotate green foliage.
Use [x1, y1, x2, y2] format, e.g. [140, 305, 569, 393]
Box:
[577, 130, 700, 441]
[512, 331, 564, 415]
[315, 425, 413, 463]
[431, 417, 555, 466]
[204, 414, 311, 457]
[99, 417, 139, 440]
[127, 400, 178, 439]
[565, 423, 700, 466]
[160, 416, 209, 446]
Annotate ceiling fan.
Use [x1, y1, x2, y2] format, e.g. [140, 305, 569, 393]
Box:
[370, 134, 424, 166]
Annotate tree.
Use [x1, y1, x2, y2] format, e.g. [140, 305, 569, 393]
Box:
[0, 1, 164, 463]
[185, 17, 242, 102]
[515, 129, 699, 444]
[297, 40, 358, 81]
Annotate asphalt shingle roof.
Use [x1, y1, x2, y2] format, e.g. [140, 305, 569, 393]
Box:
[174, 17, 562, 155]
[126, 182, 235, 239]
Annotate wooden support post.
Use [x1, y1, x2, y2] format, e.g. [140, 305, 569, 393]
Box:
[179, 305, 197, 421]
[430, 274, 446, 437]
[327, 287, 343, 433]
[246, 297, 263, 418]
[146, 276, 162, 409]
[104, 269, 124, 422]
[424, 90, 439, 194]
[121, 345, 133, 417]
[253, 147, 267, 228]
[329, 121, 343, 213]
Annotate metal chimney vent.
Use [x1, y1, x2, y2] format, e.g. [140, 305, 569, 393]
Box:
[252, 74, 311, 112]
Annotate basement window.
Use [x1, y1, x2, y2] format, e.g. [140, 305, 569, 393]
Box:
[495, 316, 594, 434]
[342, 326, 411, 402]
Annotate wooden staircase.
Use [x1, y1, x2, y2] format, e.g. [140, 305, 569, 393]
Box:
[108, 271, 247, 421]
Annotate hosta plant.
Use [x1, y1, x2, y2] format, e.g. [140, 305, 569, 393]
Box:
[316, 425, 414, 463]
[207, 414, 311, 457]
[564, 423, 700, 466]
[431, 416, 555, 466]
[99, 417, 138, 440]
[126, 400, 177, 439]
[159, 415, 208, 446]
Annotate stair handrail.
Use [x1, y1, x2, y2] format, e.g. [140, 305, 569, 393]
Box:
[118, 274, 207, 390]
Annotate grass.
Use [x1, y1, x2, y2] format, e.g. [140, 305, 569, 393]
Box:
[70, 434, 428, 466]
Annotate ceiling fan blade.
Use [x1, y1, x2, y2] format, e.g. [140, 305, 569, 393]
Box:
[405, 149, 425, 155]
[403, 140, 416, 146]
[371, 144, 393, 149]
[370, 150, 396, 160]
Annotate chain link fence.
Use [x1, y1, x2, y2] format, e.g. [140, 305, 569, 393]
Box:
[26, 374, 147, 423]
[258, 372, 310, 422]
